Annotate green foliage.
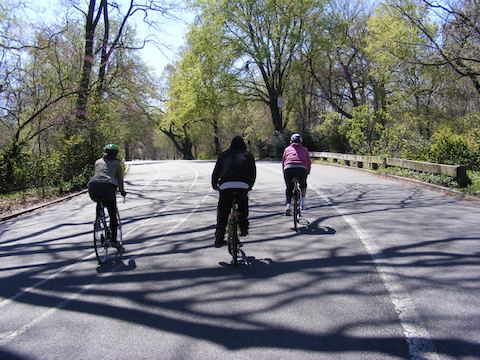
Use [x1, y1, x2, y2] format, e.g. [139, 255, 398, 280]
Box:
[365, 4, 426, 79]
[462, 171, 480, 195]
[428, 127, 479, 169]
[338, 106, 386, 155]
[315, 112, 350, 153]
[255, 132, 290, 159]
[57, 135, 94, 186]
[0, 141, 33, 193]
[379, 166, 459, 188]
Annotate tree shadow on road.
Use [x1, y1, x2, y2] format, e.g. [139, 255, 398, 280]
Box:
[1, 181, 479, 359]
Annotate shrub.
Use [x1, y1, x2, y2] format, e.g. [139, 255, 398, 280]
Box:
[255, 132, 290, 159]
[428, 128, 478, 168]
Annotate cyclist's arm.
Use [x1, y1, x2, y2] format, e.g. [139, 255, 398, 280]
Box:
[116, 161, 125, 193]
[249, 155, 256, 189]
[305, 148, 312, 174]
[211, 160, 221, 189]
[281, 148, 287, 171]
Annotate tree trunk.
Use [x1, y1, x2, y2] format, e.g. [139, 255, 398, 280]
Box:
[124, 143, 131, 161]
[75, 0, 105, 125]
[268, 96, 284, 133]
[181, 140, 194, 160]
[161, 129, 195, 160]
[212, 119, 221, 155]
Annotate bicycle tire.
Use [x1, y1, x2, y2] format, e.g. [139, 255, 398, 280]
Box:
[116, 210, 123, 248]
[293, 183, 300, 232]
[231, 215, 238, 266]
[227, 201, 239, 266]
[93, 205, 109, 265]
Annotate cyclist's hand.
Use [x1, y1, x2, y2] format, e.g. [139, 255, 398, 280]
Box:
[120, 190, 127, 197]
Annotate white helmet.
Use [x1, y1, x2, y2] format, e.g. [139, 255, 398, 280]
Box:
[290, 133, 302, 143]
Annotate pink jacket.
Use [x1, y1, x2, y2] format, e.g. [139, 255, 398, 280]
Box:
[282, 143, 311, 174]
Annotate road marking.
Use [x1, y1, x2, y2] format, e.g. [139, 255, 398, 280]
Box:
[0, 163, 197, 310]
[0, 186, 213, 345]
[261, 163, 439, 360]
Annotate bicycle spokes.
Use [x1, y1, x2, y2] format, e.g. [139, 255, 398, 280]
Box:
[94, 204, 123, 266]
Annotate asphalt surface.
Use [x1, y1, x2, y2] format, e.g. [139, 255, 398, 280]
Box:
[0, 160, 479, 360]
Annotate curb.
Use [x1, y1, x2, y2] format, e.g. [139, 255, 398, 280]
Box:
[0, 189, 89, 222]
[313, 160, 480, 204]
[0, 164, 131, 223]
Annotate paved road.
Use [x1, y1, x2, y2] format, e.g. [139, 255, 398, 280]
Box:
[0, 160, 479, 360]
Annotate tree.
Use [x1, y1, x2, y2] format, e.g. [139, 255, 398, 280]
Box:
[387, 0, 480, 95]
[304, 0, 374, 120]
[192, 0, 322, 134]
[160, 15, 238, 158]
[0, 4, 79, 191]
[73, 0, 177, 125]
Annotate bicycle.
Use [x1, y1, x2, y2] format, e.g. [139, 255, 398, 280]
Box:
[226, 197, 243, 266]
[93, 200, 123, 265]
[291, 177, 302, 232]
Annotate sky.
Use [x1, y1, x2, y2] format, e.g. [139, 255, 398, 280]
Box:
[24, 0, 194, 77]
[133, 5, 195, 76]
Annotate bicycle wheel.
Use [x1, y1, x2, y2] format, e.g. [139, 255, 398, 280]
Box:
[116, 210, 123, 248]
[293, 185, 300, 232]
[230, 218, 238, 266]
[93, 205, 110, 265]
[227, 204, 239, 266]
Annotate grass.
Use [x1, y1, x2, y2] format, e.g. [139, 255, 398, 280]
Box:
[377, 166, 459, 188]
[377, 166, 480, 196]
[462, 170, 480, 195]
[0, 186, 72, 216]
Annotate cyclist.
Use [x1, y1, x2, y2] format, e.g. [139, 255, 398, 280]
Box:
[212, 136, 256, 248]
[282, 133, 311, 215]
[88, 144, 126, 251]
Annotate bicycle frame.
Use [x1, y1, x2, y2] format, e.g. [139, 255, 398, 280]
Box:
[93, 201, 123, 265]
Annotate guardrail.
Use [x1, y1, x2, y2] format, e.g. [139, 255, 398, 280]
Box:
[310, 151, 470, 186]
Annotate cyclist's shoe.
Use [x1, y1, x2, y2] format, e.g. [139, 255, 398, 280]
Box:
[285, 208, 292, 216]
[240, 228, 248, 236]
[111, 241, 124, 252]
[214, 239, 227, 248]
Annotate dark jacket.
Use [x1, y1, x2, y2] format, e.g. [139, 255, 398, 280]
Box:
[211, 136, 256, 189]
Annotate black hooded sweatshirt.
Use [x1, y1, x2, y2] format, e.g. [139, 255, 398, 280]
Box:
[211, 136, 256, 189]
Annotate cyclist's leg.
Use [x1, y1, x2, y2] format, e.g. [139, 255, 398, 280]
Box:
[236, 190, 249, 236]
[88, 182, 104, 220]
[92, 183, 118, 244]
[284, 168, 295, 215]
[284, 169, 295, 204]
[102, 185, 118, 241]
[298, 169, 308, 209]
[215, 189, 234, 247]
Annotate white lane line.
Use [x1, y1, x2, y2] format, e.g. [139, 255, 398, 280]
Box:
[0, 163, 197, 310]
[0, 187, 213, 345]
[261, 163, 439, 360]
[325, 202, 439, 360]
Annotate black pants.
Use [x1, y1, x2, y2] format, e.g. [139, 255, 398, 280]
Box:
[284, 167, 308, 204]
[88, 182, 118, 242]
[215, 189, 249, 242]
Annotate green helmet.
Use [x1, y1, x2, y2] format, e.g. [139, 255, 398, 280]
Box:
[103, 143, 119, 156]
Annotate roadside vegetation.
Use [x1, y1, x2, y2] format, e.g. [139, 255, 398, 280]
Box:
[379, 167, 480, 196]
[1, 0, 479, 210]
